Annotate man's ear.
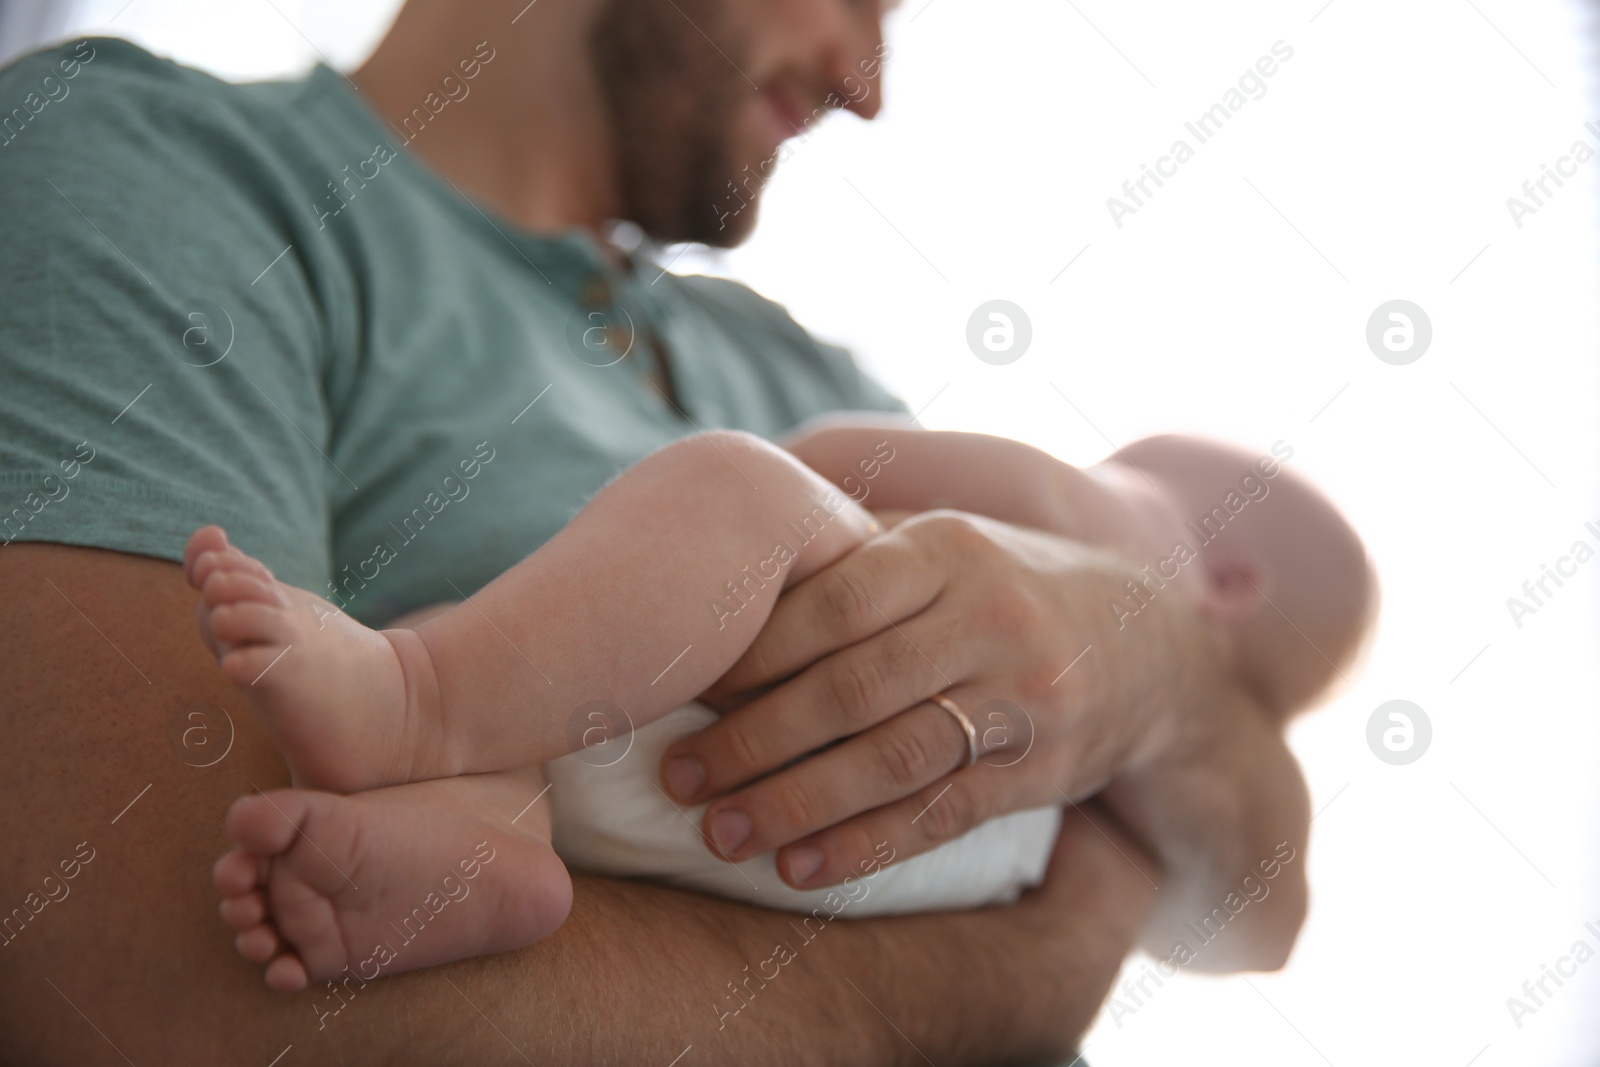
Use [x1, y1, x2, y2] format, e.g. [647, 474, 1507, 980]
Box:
[1199, 548, 1269, 622]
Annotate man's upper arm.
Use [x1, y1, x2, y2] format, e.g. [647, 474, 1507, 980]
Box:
[0, 40, 335, 589]
[0, 545, 662, 1065]
[0, 544, 316, 1061]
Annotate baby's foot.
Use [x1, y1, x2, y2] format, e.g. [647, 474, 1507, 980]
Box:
[183, 526, 441, 792]
[213, 772, 571, 992]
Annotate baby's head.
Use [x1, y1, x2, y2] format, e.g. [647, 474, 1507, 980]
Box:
[1114, 435, 1378, 717]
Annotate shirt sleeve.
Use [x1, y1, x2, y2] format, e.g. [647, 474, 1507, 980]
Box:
[0, 39, 337, 591]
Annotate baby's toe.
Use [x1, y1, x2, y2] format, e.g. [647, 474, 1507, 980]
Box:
[191, 545, 259, 589]
[225, 792, 305, 857]
[219, 645, 295, 691]
[210, 602, 291, 650]
[264, 952, 310, 993]
[188, 549, 226, 590]
[236, 923, 282, 964]
[196, 599, 221, 658]
[237, 553, 275, 583]
[220, 889, 267, 930]
[213, 848, 266, 896]
[201, 569, 282, 610]
[183, 527, 229, 584]
[212, 543, 276, 585]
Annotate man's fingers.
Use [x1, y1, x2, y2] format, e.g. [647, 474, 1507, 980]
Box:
[664, 616, 965, 803]
[693, 696, 984, 864]
[710, 529, 942, 696]
[770, 763, 1028, 890]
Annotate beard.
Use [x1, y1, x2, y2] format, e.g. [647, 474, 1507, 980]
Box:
[589, 0, 763, 247]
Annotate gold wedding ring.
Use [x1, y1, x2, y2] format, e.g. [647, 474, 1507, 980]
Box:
[930, 693, 978, 770]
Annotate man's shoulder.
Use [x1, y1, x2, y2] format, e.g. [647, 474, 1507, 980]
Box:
[2, 36, 174, 90]
[2, 36, 239, 125]
[0, 37, 329, 175]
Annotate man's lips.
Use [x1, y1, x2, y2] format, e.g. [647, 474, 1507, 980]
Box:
[761, 85, 810, 140]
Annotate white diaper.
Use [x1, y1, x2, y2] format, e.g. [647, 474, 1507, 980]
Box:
[546, 703, 1061, 916]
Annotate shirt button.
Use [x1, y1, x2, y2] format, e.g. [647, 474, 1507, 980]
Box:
[605, 324, 633, 357]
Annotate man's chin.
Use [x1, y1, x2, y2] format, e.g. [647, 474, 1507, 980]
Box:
[694, 192, 761, 249]
[651, 196, 762, 250]
[701, 208, 760, 250]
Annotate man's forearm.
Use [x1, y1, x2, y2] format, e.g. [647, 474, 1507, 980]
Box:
[1, 545, 1112, 1066]
[12, 866, 1121, 1067]
[7, 540, 1165, 1066]
[345, 818, 1151, 1067]
[519, 874, 1045, 1067]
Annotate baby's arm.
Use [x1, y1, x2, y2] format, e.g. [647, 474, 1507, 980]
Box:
[783, 420, 1177, 564]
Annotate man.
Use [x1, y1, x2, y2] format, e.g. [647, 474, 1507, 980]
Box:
[0, 0, 1308, 1062]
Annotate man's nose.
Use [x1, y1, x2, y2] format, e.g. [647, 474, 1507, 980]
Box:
[824, 9, 887, 120]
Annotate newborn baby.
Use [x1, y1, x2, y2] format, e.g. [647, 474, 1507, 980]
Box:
[183, 424, 1373, 991]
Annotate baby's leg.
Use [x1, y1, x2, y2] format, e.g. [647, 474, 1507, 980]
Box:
[417, 429, 880, 775]
[213, 764, 568, 992]
[184, 430, 878, 793]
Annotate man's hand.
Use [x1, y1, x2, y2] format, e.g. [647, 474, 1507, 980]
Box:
[663, 510, 1190, 880]
[662, 509, 1310, 969]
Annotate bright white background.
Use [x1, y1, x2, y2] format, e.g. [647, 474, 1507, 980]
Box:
[29, 1, 1600, 1062]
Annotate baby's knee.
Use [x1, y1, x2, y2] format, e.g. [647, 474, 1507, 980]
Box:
[655, 428, 806, 484]
[669, 428, 782, 462]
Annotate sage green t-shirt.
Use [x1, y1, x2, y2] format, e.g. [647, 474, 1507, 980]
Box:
[0, 38, 904, 624]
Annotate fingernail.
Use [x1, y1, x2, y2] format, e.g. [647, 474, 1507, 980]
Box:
[663, 756, 706, 801]
[708, 809, 752, 856]
[784, 846, 823, 886]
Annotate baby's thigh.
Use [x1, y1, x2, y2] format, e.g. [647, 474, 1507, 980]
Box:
[656, 430, 820, 504]
[387, 601, 461, 628]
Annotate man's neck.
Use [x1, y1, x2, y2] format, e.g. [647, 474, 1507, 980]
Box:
[350, 0, 621, 233]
